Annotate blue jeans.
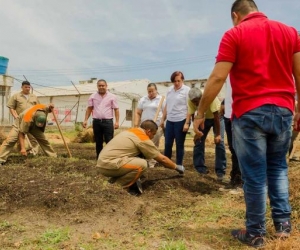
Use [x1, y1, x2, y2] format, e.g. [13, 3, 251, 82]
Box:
[193, 116, 226, 176]
[232, 105, 292, 236]
[164, 119, 187, 165]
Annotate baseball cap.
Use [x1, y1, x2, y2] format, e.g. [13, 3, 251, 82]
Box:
[35, 111, 47, 127]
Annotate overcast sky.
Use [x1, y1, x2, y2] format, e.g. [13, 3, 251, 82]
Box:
[1, 0, 299, 89]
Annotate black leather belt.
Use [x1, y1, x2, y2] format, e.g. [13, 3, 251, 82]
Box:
[93, 118, 113, 122]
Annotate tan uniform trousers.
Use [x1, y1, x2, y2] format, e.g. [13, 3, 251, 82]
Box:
[148, 127, 164, 168]
[99, 157, 148, 188]
[14, 118, 40, 155]
[0, 125, 57, 163]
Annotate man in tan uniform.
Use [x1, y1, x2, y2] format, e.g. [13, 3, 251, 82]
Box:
[98, 120, 185, 195]
[0, 104, 57, 164]
[7, 81, 40, 154]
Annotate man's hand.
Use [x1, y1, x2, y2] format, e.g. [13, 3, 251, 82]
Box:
[214, 135, 221, 144]
[48, 103, 55, 111]
[82, 121, 88, 128]
[20, 148, 27, 156]
[193, 117, 205, 137]
[183, 123, 189, 132]
[114, 122, 119, 129]
[294, 112, 300, 131]
[193, 133, 203, 144]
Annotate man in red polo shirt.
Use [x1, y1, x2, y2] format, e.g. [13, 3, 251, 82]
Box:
[193, 0, 300, 247]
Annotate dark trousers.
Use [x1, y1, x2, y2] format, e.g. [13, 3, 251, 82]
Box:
[224, 117, 241, 185]
[164, 119, 187, 165]
[193, 117, 226, 176]
[93, 119, 114, 158]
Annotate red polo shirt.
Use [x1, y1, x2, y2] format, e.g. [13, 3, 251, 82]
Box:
[216, 12, 300, 118]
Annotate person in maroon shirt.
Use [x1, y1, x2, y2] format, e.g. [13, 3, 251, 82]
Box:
[193, 0, 300, 247]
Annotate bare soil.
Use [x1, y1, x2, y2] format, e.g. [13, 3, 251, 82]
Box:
[0, 133, 299, 249]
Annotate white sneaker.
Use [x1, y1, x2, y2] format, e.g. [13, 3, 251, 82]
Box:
[229, 187, 243, 195]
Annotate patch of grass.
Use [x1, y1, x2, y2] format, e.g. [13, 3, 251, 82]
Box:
[0, 220, 12, 231]
[38, 227, 70, 245]
[159, 239, 187, 250]
[78, 243, 95, 250]
[0, 220, 26, 233]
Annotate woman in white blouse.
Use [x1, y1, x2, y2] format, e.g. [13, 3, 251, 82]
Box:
[135, 83, 165, 167]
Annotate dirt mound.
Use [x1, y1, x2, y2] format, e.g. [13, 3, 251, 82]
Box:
[46, 133, 71, 144]
[73, 127, 94, 143]
[0, 148, 220, 214]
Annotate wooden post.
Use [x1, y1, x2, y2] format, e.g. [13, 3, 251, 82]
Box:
[71, 81, 81, 124]
[131, 98, 138, 128]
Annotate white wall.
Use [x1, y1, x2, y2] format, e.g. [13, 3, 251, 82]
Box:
[37, 91, 136, 128]
[0, 75, 14, 125]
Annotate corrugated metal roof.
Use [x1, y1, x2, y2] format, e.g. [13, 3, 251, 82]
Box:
[29, 79, 151, 97]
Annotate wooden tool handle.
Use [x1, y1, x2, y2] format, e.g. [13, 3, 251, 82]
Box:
[52, 110, 72, 158]
[153, 96, 165, 123]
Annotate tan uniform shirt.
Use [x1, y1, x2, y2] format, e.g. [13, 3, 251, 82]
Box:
[97, 128, 160, 169]
[7, 92, 39, 115]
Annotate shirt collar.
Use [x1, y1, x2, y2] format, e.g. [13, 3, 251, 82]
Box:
[241, 12, 267, 23]
[172, 85, 184, 92]
[146, 95, 158, 101]
[20, 91, 30, 96]
[98, 91, 108, 97]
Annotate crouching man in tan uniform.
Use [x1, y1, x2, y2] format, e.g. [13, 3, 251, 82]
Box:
[97, 120, 185, 195]
[0, 104, 57, 164]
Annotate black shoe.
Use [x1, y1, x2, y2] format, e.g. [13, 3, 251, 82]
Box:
[108, 177, 117, 184]
[232, 175, 243, 186]
[195, 166, 209, 175]
[135, 179, 143, 194]
[219, 183, 234, 191]
[217, 174, 224, 182]
[197, 168, 209, 175]
[274, 221, 291, 238]
[232, 229, 264, 248]
[128, 179, 143, 196]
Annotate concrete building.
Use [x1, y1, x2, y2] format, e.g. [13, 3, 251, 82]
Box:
[0, 75, 14, 125]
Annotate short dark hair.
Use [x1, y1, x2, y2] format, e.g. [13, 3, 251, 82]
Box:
[231, 0, 258, 16]
[97, 79, 107, 85]
[147, 83, 157, 90]
[22, 81, 31, 86]
[170, 71, 184, 83]
[140, 120, 158, 132]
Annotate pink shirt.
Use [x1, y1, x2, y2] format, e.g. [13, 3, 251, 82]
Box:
[87, 91, 119, 119]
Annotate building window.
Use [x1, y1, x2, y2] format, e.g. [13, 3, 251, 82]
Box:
[126, 110, 132, 121]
